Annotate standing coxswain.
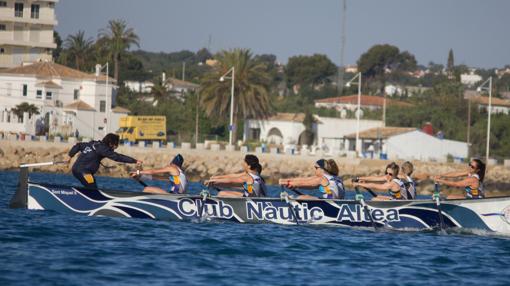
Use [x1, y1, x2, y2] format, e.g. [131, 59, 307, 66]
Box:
[67, 133, 142, 189]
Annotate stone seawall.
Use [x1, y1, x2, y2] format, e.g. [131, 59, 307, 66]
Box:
[1, 140, 509, 196]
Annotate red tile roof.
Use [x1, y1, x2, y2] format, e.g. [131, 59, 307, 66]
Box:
[470, 96, 510, 107]
[315, 95, 413, 107]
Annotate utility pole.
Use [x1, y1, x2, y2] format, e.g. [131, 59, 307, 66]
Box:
[182, 62, 186, 81]
[337, 0, 347, 95]
[467, 98, 471, 158]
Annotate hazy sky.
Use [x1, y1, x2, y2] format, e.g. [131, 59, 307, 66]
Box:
[56, 0, 510, 68]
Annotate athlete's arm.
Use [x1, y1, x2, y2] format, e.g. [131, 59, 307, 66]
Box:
[139, 165, 178, 176]
[211, 172, 245, 180]
[358, 175, 386, 182]
[98, 146, 137, 164]
[280, 176, 323, 188]
[355, 181, 393, 191]
[68, 142, 85, 157]
[435, 171, 469, 179]
[436, 177, 477, 188]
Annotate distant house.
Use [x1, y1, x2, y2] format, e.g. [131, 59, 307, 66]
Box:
[164, 77, 200, 94]
[470, 96, 510, 115]
[344, 65, 358, 73]
[0, 61, 127, 138]
[243, 112, 383, 152]
[124, 80, 153, 93]
[314, 95, 412, 112]
[343, 127, 468, 161]
[460, 72, 482, 86]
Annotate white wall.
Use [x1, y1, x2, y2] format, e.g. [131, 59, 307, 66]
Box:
[316, 117, 383, 151]
[245, 119, 310, 145]
[386, 130, 468, 161]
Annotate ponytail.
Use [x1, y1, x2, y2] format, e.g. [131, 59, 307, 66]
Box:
[473, 158, 486, 182]
[324, 159, 339, 176]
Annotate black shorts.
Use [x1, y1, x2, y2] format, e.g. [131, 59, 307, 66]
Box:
[72, 170, 97, 189]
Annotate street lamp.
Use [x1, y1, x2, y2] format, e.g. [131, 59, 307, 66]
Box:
[219, 67, 235, 146]
[345, 72, 362, 155]
[96, 62, 110, 135]
[477, 76, 493, 163]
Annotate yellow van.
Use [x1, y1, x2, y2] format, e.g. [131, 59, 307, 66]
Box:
[117, 116, 166, 144]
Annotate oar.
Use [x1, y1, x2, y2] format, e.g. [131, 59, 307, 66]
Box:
[280, 186, 300, 225]
[19, 161, 68, 168]
[352, 177, 378, 197]
[354, 187, 377, 230]
[433, 183, 446, 231]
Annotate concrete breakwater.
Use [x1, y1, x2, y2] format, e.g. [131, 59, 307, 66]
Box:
[1, 140, 510, 196]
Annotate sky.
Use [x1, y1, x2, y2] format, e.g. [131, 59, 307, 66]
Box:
[56, 0, 510, 68]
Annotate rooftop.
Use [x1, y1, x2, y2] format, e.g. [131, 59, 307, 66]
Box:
[315, 95, 413, 107]
[470, 96, 510, 107]
[64, 100, 95, 111]
[1, 62, 114, 82]
[344, 127, 417, 139]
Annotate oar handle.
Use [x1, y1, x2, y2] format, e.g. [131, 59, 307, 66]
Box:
[19, 161, 68, 168]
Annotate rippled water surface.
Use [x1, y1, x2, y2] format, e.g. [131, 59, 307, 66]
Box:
[1, 171, 510, 285]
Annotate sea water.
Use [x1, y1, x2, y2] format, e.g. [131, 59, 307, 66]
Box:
[1, 171, 510, 285]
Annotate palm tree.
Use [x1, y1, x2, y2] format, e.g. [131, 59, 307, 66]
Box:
[150, 77, 169, 106]
[98, 19, 140, 82]
[12, 102, 39, 121]
[63, 30, 93, 71]
[200, 48, 272, 142]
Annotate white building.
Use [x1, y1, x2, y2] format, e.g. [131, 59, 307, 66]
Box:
[460, 72, 482, 86]
[343, 127, 468, 161]
[471, 96, 510, 115]
[243, 113, 383, 153]
[0, 61, 128, 139]
[124, 80, 153, 93]
[315, 95, 413, 112]
[0, 0, 58, 68]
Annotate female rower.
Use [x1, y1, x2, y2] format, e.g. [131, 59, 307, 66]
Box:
[130, 154, 187, 194]
[353, 162, 406, 200]
[433, 158, 486, 199]
[205, 154, 267, 197]
[278, 159, 345, 200]
[355, 161, 416, 199]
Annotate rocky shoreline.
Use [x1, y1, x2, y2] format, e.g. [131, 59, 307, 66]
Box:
[1, 140, 510, 196]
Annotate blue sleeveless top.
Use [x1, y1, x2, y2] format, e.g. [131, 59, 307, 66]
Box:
[319, 174, 345, 199]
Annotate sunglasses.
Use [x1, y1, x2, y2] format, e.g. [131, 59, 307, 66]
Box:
[314, 166, 320, 169]
[385, 172, 394, 176]
[468, 164, 476, 169]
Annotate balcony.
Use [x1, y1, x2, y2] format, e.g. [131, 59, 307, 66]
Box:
[0, 38, 56, 49]
[0, 15, 58, 26]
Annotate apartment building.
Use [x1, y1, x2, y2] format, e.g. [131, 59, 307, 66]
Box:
[0, 0, 58, 68]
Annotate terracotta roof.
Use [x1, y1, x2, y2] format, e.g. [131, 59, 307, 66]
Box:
[35, 80, 62, 89]
[165, 77, 200, 89]
[315, 95, 413, 107]
[470, 96, 510, 107]
[64, 100, 95, 111]
[344, 127, 417, 139]
[112, 106, 130, 113]
[1, 62, 115, 82]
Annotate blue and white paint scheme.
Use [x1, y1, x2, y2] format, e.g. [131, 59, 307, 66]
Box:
[9, 167, 510, 235]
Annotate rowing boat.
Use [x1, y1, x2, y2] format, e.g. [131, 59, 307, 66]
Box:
[9, 166, 510, 235]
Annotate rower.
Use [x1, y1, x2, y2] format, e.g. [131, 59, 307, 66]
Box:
[278, 159, 345, 200]
[353, 162, 406, 200]
[67, 133, 142, 189]
[205, 154, 267, 197]
[401, 161, 417, 199]
[130, 154, 187, 194]
[433, 158, 486, 199]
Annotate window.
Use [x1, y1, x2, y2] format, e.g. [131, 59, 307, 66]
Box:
[0, 24, 5, 31]
[0, 2, 6, 7]
[100, 100, 106, 112]
[0, 48, 4, 54]
[14, 3, 23, 17]
[45, 91, 52, 100]
[31, 4, 39, 19]
[73, 89, 79, 100]
[36, 90, 42, 99]
[22, 84, 27, 96]
[49, 2, 55, 8]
